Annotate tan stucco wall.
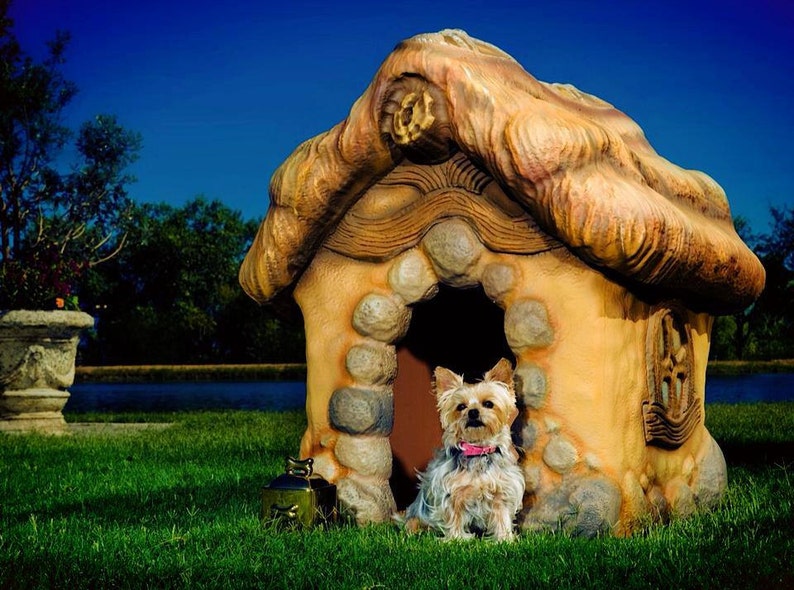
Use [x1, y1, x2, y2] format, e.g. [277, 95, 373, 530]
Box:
[294, 249, 389, 480]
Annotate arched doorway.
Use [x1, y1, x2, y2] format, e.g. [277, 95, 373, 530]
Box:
[390, 283, 515, 508]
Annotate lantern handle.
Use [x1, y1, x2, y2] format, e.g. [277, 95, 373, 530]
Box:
[285, 456, 314, 478]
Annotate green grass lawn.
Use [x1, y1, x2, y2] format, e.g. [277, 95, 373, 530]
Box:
[1, 404, 792, 589]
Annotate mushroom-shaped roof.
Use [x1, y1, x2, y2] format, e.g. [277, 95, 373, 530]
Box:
[240, 29, 765, 315]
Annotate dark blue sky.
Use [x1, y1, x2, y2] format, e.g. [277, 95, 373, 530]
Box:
[12, 0, 794, 233]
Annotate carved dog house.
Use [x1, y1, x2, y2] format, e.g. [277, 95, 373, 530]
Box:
[240, 30, 765, 535]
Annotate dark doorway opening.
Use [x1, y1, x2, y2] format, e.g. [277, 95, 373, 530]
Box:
[400, 284, 515, 379]
[390, 284, 515, 509]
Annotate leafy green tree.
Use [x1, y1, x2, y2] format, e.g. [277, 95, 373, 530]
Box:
[216, 290, 306, 363]
[752, 206, 794, 359]
[0, 0, 141, 309]
[83, 197, 304, 364]
[710, 211, 794, 360]
[720, 217, 759, 359]
[709, 217, 757, 360]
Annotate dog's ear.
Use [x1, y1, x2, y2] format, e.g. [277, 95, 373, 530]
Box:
[433, 366, 463, 396]
[484, 358, 513, 387]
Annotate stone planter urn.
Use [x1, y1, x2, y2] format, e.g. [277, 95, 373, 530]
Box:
[0, 310, 94, 434]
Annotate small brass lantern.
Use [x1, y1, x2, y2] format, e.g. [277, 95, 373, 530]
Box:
[262, 457, 337, 527]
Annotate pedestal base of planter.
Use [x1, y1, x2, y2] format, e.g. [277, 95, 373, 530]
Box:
[0, 388, 70, 434]
[0, 413, 69, 434]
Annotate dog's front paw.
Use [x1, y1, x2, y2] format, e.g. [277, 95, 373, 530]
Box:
[403, 516, 428, 534]
[491, 529, 517, 542]
[441, 530, 476, 542]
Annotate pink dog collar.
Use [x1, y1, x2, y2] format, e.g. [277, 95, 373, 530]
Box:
[459, 441, 498, 456]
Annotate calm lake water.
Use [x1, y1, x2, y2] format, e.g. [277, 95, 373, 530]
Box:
[64, 373, 794, 413]
[65, 381, 307, 413]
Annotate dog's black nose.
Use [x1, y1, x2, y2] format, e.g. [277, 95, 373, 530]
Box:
[468, 408, 479, 420]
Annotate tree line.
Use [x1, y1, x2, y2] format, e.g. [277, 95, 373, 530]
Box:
[78, 197, 305, 365]
[710, 209, 794, 360]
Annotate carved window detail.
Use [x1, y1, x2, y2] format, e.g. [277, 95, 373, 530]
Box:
[642, 306, 701, 449]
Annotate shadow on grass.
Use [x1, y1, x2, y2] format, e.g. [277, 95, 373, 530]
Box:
[7, 474, 267, 528]
[719, 441, 794, 469]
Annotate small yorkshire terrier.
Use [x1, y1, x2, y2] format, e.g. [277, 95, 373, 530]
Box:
[404, 358, 524, 541]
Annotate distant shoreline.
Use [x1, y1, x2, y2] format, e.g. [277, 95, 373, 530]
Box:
[707, 359, 794, 376]
[75, 363, 307, 383]
[74, 360, 794, 383]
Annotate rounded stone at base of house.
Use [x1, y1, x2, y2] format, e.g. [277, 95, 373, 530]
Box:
[646, 486, 669, 520]
[514, 363, 548, 409]
[421, 219, 483, 287]
[523, 464, 542, 492]
[670, 480, 697, 517]
[334, 433, 392, 479]
[691, 433, 728, 509]
[583, 453, 602, 471]
[336, 473, 396, 525]
[328, 387, 394, 436]
[542, 434, 579, 474]
[388, 250, 439, 304]
[345, 343, 398, 386]
[504, 299, 554, 350]
[522, 474, 622, 538]
[520, 419, 540, 450]
[352, 293, 411, 343]
[481, 263, 516, 303]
